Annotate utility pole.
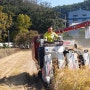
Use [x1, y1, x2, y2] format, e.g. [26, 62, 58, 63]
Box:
[8, 30, 10, 47]
[65, 14, 67, 28]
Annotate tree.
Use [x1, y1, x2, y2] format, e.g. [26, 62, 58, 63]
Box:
[0, 0, 23, 5]
[1, 0, 64, 34]
[15, 30, 38, 48]
[16, 14, 32, 33]
[28, 4, 64, 33]
[0, 6, 12, 42]
[14, 14, 33, 48]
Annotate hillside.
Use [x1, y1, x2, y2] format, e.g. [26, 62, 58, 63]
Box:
[53, 0, 90, 19]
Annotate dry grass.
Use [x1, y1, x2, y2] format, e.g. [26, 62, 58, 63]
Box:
[52, 68, 90, 90]
[0, 48, 20, 58]
[0, 84, 27, 90]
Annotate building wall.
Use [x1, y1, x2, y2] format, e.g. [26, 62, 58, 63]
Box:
[68, 9, 90, 26]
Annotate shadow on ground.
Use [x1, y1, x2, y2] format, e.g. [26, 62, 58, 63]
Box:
[0, 72, 45, 90]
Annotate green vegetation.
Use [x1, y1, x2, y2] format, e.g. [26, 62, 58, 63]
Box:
[15, 30, 38, 48]
[53, 0, 90, 19]
[16, 14, 32, 33]
[0, 0, 64, 44]
[0, 0, 90, 46]
[0, 6, 12, 42]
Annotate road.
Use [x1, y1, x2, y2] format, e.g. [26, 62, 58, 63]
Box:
[0, 50, 45, 90]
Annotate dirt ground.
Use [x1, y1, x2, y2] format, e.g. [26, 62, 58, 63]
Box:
[0, 50, 45, 90]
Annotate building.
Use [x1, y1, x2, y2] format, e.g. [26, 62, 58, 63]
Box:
[68, 9, 90, 26]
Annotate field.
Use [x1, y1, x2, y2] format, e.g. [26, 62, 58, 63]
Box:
[51, 47, 90, 90]
[0, 48, 20, 58]
[0, 48, 45, 90]
[0, 48, 90, 90]
[51, 68, 90, 90]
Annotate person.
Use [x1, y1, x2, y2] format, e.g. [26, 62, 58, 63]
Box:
[44, 26, 58, 42]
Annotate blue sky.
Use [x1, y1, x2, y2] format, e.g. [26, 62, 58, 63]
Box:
[41, 0, 84, 7]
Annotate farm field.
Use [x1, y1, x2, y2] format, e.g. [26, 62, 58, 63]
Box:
[0, 49, 45, 90]
[0, 47, 90, 90]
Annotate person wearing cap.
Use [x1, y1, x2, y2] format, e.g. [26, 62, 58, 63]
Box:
[44, 26, 58, 42]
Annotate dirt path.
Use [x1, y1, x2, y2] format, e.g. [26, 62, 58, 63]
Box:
[0, 50, 45, 90]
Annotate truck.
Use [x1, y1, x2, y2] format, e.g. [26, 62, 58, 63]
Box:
[31, 20, 90, 85]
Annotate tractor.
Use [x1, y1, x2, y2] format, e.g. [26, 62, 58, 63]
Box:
[31, 20, 90, 85]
